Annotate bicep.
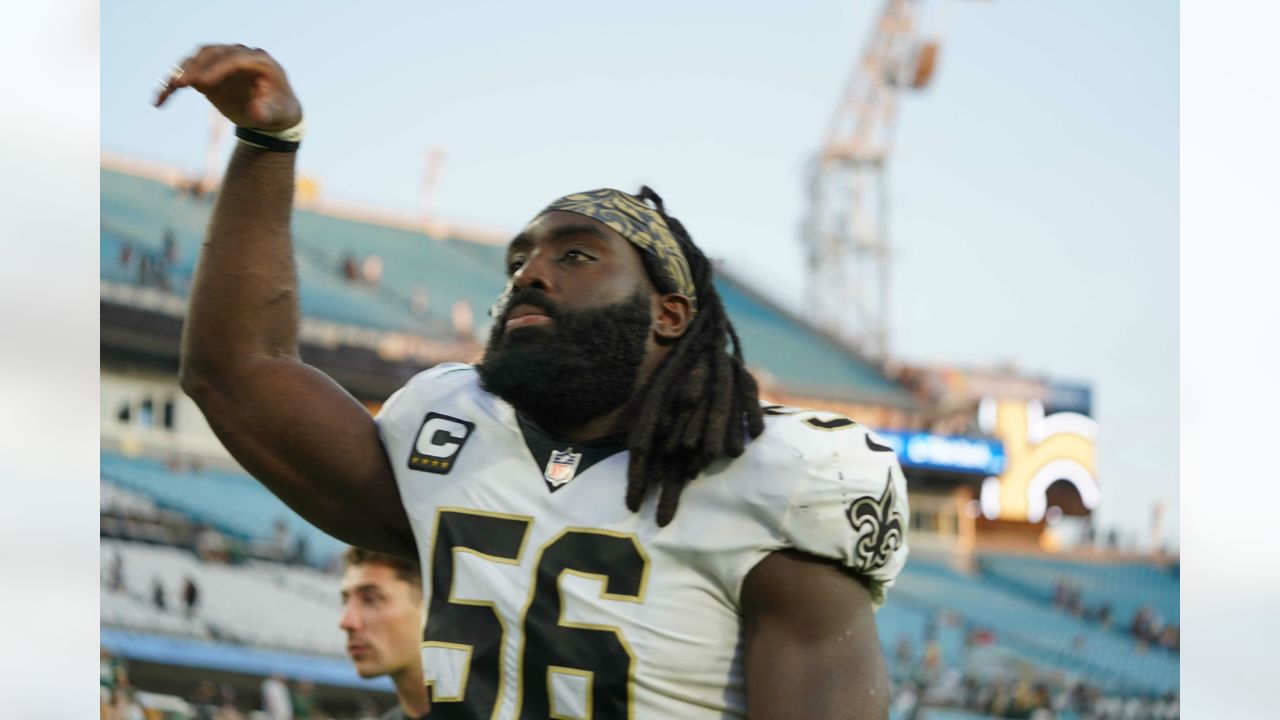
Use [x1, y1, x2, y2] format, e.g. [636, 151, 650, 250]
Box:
[742, 549, 890, 720]
[187, 356, 414, 557]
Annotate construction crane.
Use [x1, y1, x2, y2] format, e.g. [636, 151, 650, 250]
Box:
[802, 0, 952, 361]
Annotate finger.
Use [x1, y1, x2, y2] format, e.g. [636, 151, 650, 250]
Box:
[153, 44, 237, 106]
[153, 64, 187, 107]
[153, 49, 202, 107]
[154, 47, 208, 106]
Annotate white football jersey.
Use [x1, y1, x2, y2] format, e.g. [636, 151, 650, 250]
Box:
[376, 363, 909, 720]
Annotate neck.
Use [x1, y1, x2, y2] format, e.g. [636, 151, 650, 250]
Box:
[390, 664, 429, 719]
[539, 400, 634, 443]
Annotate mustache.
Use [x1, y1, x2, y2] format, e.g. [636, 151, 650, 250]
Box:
[498, 288, 563, 325]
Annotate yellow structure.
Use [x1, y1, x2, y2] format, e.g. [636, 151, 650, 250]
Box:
[980, 398, 1099, 523]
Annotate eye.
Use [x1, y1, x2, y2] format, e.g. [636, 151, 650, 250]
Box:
[561, 249, 595, 264]
[506, 256, 526, 275]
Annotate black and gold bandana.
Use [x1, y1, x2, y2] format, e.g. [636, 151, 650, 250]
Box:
[542, 188, 697, 308]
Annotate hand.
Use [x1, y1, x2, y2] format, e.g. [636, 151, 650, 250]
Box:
[154, 44, 302, 131]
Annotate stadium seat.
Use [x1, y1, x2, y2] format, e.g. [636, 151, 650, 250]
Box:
[100, 451, 346, 567]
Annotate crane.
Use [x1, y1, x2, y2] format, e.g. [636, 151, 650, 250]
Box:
[802, 0, 955, 361]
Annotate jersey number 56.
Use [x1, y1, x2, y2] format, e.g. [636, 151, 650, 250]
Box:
[422, 508, 648, 720]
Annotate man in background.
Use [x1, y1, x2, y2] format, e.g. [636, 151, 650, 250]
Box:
[259, 673, 291, 720]
[340, 547, 429, 720]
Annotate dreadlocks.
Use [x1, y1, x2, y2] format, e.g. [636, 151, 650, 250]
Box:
[624, 186, 766, 526]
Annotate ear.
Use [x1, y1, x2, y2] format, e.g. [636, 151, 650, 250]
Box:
[653, 292, 694, 342]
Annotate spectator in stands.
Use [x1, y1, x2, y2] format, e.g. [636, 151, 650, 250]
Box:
[191, 680, 219, 720]
[409, 285, 429, 316]
[109, 550, 126, 592]
[271, 518, 292, 561]
[290, 534, 309, 565]
[151, 575, 166, 611]
[182, 575, 200, 619]
[138, 252, 154, 286]
[1096, 601, 1113, 628]
[196, 524, 228, 562]
[341, 253, 359, 282]
[216, 683, 246, 720]
[921, 637, 942, 679]
[1131, 604, 1156, 643]
[339, 547, 429, 720]
[100, 647, 129, 697]
[159, 228, 179, 292]
[163, 229, 179, 264]
[362, 254, 384, 287]
[290, 679, 319, 719]
[450, 299, 474, 339]
[261, 673, 292, 720]
[100, 648, 116, 691]
[355, 697, 381, 720]
[109, 687, 146, 720]
[892, 635, 913, 678]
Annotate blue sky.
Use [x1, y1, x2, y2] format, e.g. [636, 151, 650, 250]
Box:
[101, 0, 1178, 548]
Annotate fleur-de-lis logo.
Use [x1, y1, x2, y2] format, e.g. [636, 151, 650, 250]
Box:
[845, 470, 904, 572]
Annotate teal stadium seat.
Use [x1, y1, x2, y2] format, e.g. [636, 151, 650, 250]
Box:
[892, 561, 1178, 695]
[100, 451, 345, 567]
[978, 552, 1179, 628]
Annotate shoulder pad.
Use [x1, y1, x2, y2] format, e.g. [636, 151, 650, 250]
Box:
[753, 404, 911, 607]
[377, 363, 477, 421]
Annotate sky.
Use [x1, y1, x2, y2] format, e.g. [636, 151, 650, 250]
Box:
[100, 0, 1179, 549]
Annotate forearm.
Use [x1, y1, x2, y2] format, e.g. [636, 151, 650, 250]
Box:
[180, 142, 300, 388]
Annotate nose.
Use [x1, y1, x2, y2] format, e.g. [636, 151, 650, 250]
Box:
[511, 249, 554, 294]
[339, 602, 360, 632]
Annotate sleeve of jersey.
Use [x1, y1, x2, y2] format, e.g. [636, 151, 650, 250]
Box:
[780, 427, 910, 608]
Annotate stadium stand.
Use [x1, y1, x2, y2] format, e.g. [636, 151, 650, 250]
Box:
[100, 165, 917, 410]
[101, 451, 346, 568]
[892, 560, 1178, 696]
[102, 538, 345, 657]
[978, 552, 1180, 629]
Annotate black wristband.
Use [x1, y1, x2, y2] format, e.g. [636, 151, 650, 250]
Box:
[235, 126, 301, 152]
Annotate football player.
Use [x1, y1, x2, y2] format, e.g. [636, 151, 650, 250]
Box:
[161, 44, 909, 719]
[340, 547, 431, 720]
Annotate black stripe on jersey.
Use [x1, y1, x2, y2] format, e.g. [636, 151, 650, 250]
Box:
[865, 433, 895, 452]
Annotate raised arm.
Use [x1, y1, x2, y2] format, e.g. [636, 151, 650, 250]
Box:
[158, 45, 414, 558]
[742, 549, 891, 720]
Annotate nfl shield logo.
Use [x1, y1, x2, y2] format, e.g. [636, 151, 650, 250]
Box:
[544, 448, 583, 488]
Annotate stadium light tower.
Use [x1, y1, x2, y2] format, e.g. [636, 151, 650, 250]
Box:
[803, 0, 953, 361]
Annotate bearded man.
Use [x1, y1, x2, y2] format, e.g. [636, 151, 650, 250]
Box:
[161, 43, 909, 720]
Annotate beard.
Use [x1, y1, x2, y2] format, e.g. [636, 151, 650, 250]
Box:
[477, 288, 653, 431]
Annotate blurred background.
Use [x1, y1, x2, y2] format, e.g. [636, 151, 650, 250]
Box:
[95, 1, 1179, 718]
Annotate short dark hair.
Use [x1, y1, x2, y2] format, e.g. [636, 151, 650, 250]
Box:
[342, 546, 422, 589]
